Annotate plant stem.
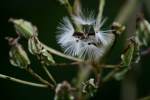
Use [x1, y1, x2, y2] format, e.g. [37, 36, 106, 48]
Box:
[41, 42, 83, 62]
[63, 0, 82, 32]
[48, 62, 121, 69]
[75, 64, 92, 100]
[99, 64, 121, 69]
[0, 74, 48, 88]
[73, 0, 81, 16]
[139, 96, 150, 100]
[97, 0, 105, 23]
[64, 0, 73, 15]
[26, 67, 55, 89]
[42, 65, 57, 85]
[115, 0, 140, 24]
[49, 62, 80, 67]
[102, 67, 120, 82]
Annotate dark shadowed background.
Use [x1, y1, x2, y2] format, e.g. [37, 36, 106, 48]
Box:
[0, 0, 149, 100]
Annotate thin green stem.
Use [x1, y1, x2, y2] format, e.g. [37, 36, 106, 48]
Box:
[63, 0, 82, 32]
[115, 0, 140, 24]
[75, 64, 92, 100]
[73, 0, 81, 16]
[41, 42, 83, 62]
[102, 67, 120, 82]
[64, 0, 73, 15]
[49, 62, 80, 67]
[0, 74, 48, 88]
[26, 67, 55, 89]
[139, 96, 150, 100]
[42, 65, 57, 85]
[48, 62, 121, 69]
[97, 0, 105, 23]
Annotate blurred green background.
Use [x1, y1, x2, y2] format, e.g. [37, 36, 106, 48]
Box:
[0, 0, 149, 100]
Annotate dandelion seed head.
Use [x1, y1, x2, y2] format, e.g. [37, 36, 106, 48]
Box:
[57, 11, 115, 62]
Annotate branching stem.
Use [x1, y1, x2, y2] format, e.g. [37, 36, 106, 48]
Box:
[26, 67, 55, 89]
[42, 65, 57, 85]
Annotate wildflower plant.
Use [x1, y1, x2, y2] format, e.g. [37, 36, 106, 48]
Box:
[0, 0, 149, 100]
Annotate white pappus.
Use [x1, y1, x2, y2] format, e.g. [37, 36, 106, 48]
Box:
[56, 11, 115, 62]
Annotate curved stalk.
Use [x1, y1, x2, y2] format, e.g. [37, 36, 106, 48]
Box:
[0, 74, 48, 88]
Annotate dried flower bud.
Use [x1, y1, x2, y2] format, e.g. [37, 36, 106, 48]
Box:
[121, 41, 135, 67]
[9, 18, 38, 39]
[111, 22, 126, 35]
[121, 39, 140, 65]
[28, 37, 41, 55]
[82, 78, 97, 97]
[28, 37, 55, 65]
[39, 49, 55, 65]
[55, 81, 74, 100]
[136, 17, 150, 47]
[8, 37, 30, 69]
[114, 39, 140, 80]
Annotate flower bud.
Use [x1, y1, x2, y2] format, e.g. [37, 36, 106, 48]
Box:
[40, 49, 55, 65]
[114, 39, 140, 80]
[28, 37, 41, 55]
[136, 17, 150, 46]
[111, 22, 126, 35]
[9, 18, 38, 39]
[9, 43, 30, 69]
[28, 37, 55, 65]
[82, 78, 97, 97]
[55, 81, 74, 100]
